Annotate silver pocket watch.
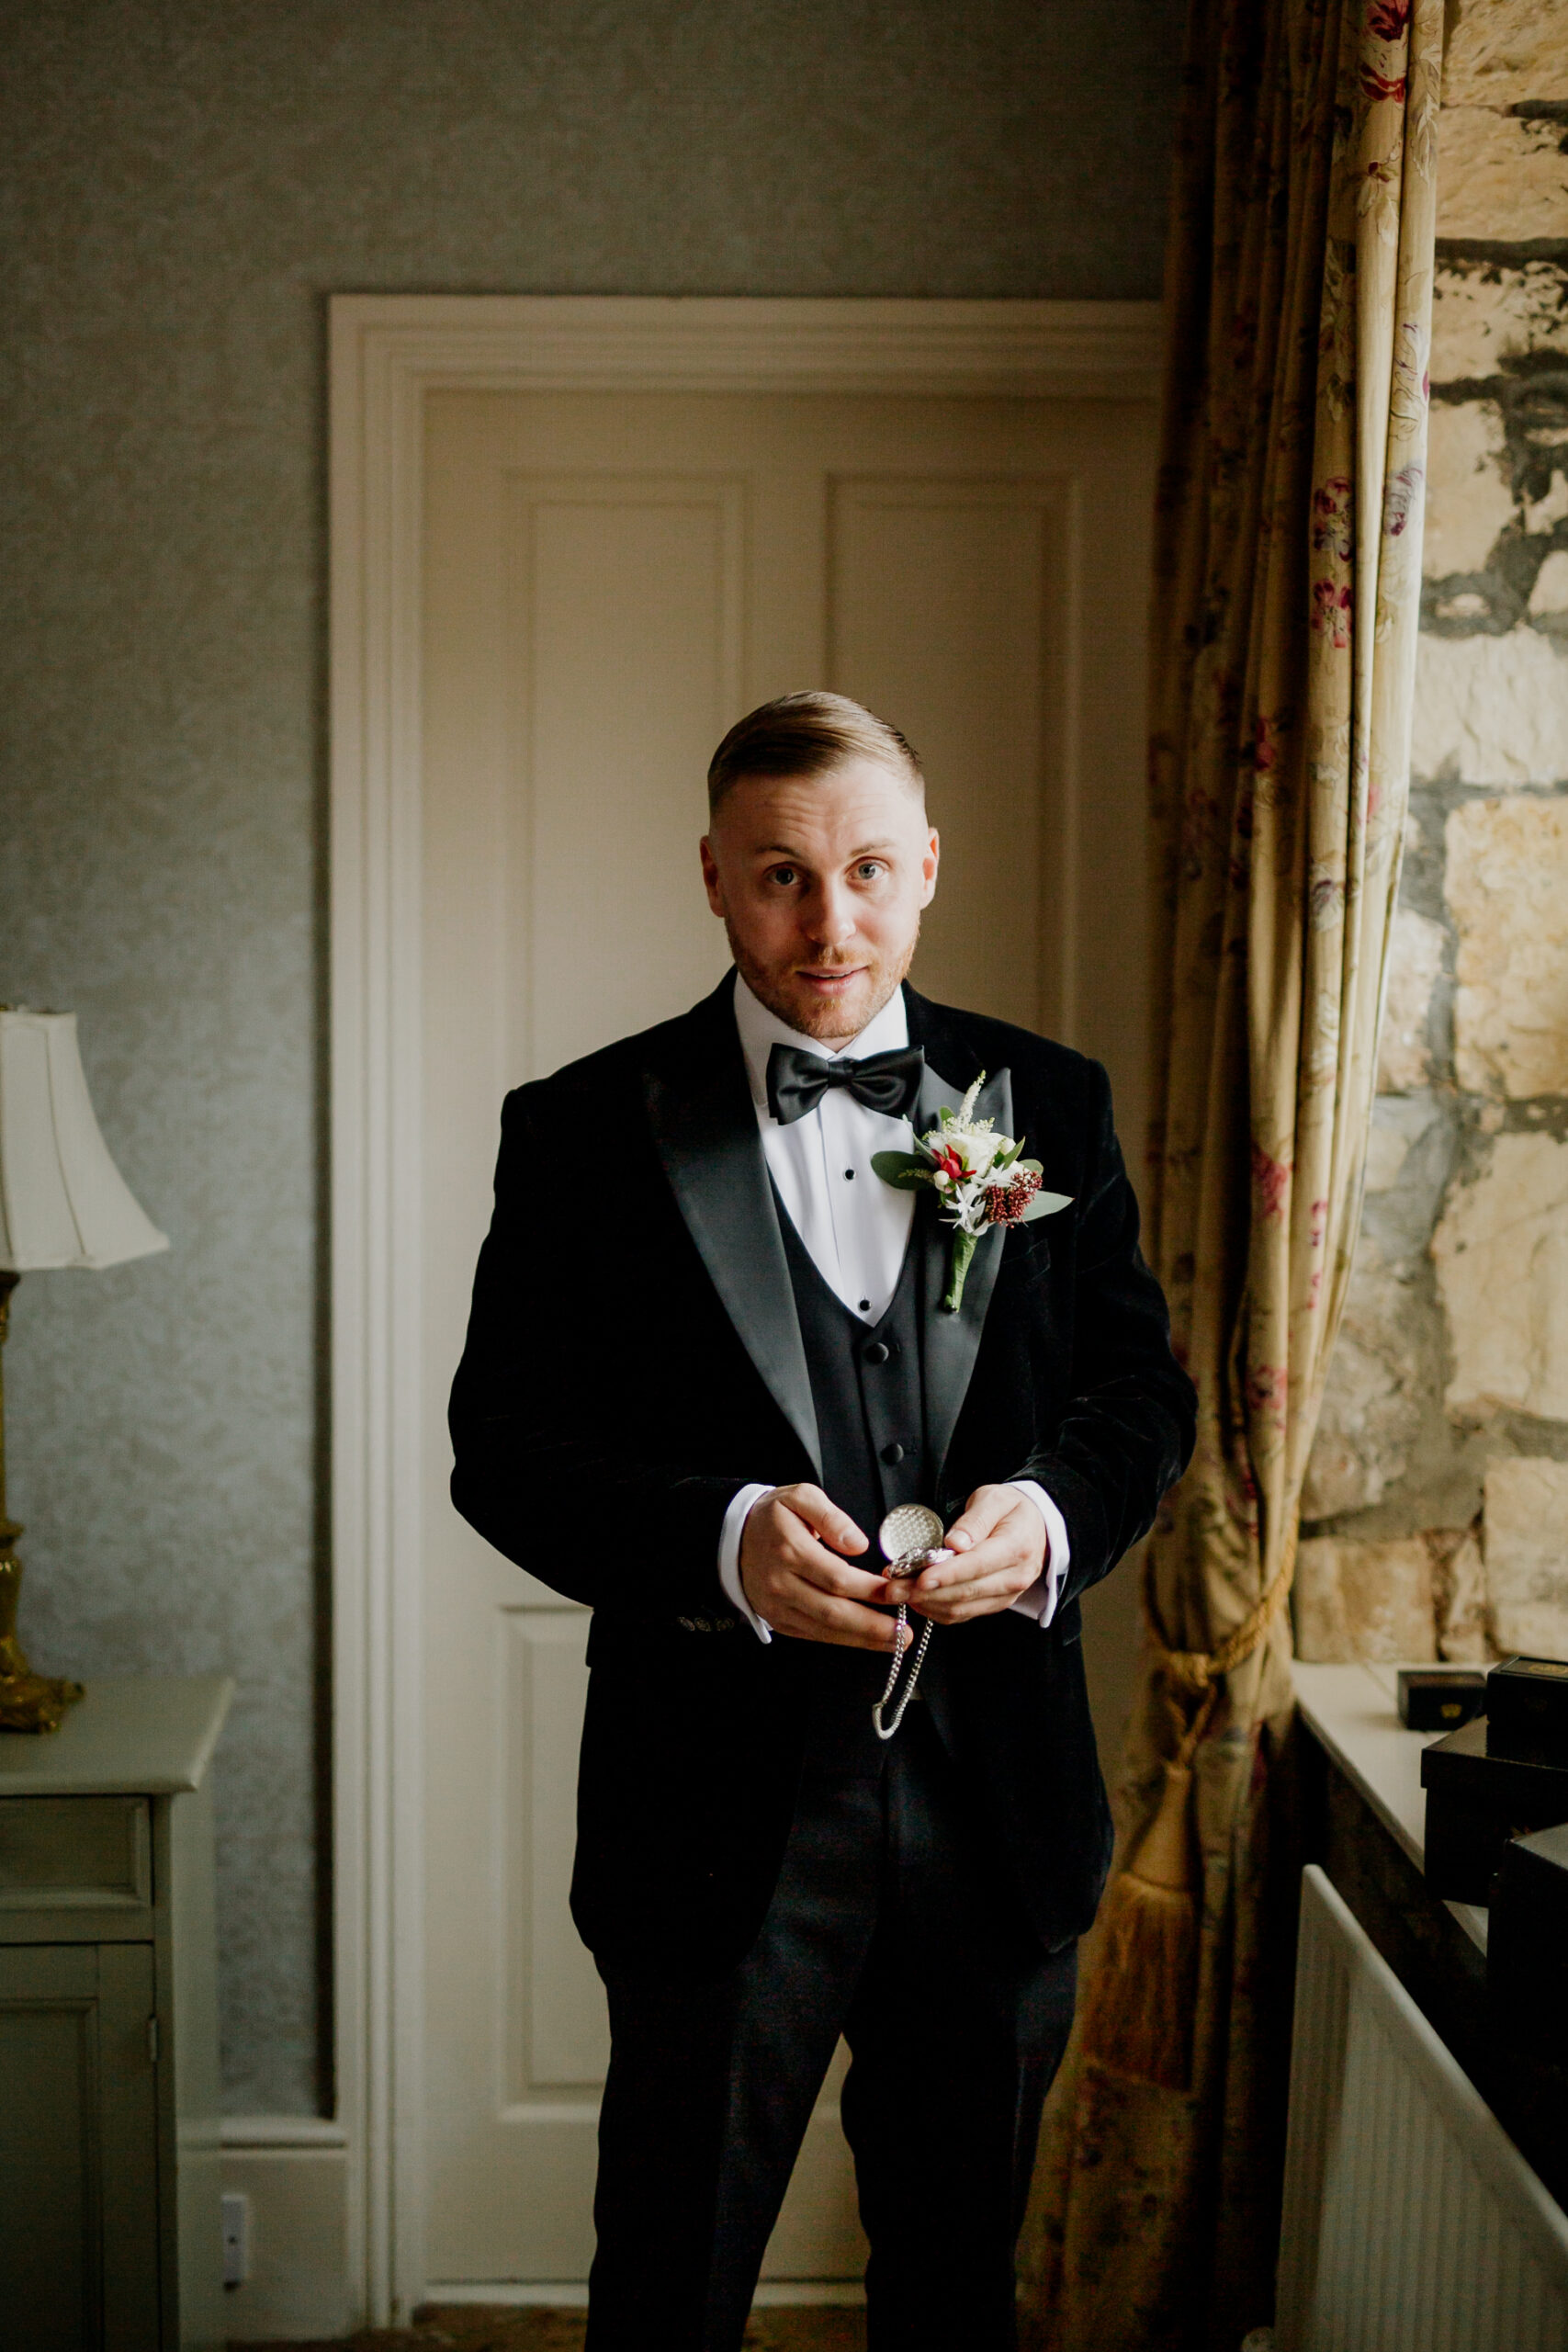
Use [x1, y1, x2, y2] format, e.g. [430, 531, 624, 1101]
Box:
[871, 1504, 951, 1741]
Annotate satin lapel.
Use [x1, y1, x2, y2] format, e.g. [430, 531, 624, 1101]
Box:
[916, 1060, 1013, 1495]
[644, 1029, 821, 1480]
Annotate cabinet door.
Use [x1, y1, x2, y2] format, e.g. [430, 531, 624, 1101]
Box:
[0, 1942, 161, 2350]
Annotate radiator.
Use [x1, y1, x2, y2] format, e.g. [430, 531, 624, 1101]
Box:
[1276, 1866, 1568, 2352]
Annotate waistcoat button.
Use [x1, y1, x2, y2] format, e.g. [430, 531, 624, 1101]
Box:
[880, 1442, 905, 1464]
[863, 1340, 891, 1364]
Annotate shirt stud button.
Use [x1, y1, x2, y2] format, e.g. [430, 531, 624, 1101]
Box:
[844, 1167, 855, 1180]
[859, 1298, 871, 1312]
[881, 1442, 905, 1465]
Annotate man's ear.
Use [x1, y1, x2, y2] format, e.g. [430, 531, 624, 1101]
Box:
[699, 835, 726, 918]
[919, 827, 941, 909]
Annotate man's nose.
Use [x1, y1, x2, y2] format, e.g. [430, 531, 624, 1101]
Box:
[801, 881, 857, 947]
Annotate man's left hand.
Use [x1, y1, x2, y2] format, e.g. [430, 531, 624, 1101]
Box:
[903, 1486, 1045, 1624]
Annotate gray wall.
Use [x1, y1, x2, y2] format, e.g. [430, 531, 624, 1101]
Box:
[0, 0, 1182, 2114]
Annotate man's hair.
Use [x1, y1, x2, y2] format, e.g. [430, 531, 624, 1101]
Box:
[706, 691, 924, 819]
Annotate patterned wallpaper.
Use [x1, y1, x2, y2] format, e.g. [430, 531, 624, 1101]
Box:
[0, 0, 1183, 2113]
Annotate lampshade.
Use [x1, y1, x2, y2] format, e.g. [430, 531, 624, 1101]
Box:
[0, 1010, 169, 1272]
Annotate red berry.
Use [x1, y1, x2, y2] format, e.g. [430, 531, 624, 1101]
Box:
[985, 1170, 1043, 1227]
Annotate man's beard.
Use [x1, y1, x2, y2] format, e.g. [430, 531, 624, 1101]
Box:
[725, 918, 920, 1043]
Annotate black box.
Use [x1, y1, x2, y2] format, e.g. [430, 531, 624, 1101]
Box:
[1489, 1820, 1568, 2066]
[1486, 1654, 1568, 1770]
[1420, 1712, 1568, 1904]
[1398, 1666, 1486, 1732]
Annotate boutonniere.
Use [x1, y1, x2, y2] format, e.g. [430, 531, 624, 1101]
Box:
[872, 1074, 1072, 1312]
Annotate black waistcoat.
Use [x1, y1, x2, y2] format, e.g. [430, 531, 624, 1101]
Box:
[776, 1195, 931, 1532]
[774, 1194, 934, 1771]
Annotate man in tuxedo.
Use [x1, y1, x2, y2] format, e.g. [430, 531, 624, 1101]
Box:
[449, 692, 1195, 2351]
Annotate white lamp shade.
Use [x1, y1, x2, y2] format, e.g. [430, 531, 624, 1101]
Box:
[0, 1011, 170, 1272]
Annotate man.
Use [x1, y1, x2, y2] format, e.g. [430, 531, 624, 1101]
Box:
[449, 692, 1196, 2351]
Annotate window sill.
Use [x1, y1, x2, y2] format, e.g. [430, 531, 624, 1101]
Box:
[1292, 1659, 1490, 1954]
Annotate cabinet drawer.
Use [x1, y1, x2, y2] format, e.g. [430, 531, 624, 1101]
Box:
[0, 1796, 152, 1910]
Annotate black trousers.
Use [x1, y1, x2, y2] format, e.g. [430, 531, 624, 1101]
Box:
[585, 1706, 1077, 2352]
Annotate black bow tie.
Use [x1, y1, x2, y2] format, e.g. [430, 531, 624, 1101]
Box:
[765, 1041, 925, 1127]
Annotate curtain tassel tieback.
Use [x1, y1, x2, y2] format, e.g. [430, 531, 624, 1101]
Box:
[1079, 1703, 1213, 2092]
[1079, 1537, 1297, 2091]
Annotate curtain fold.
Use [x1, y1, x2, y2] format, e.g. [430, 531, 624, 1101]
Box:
[1021, 0, 1439, 2344]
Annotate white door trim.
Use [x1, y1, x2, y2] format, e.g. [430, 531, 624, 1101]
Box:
[328, 292, 1162, 2324]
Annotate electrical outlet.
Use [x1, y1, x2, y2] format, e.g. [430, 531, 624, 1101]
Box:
[220, 2191, 250, 2289]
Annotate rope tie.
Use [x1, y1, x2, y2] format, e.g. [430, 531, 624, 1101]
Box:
[1142, 1521, 1298, 1721]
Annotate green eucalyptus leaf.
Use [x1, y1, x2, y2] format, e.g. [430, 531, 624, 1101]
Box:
[1018, 1188, 1073, 1222]
[870, 1150, 931, 1191]
[1017, 1158, 1043, 1176]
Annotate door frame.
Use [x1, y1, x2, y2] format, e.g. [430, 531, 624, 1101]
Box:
[328, 293, 1161, 2324]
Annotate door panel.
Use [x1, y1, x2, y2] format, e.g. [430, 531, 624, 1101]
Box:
[829, 473, 1070, 1035]
[421, 386, 1155, 2285]
[513, 476, 745, 1077]
[503, 1611, 606, 2099]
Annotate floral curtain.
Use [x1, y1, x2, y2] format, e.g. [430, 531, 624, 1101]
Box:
[1021, 0, 1439, 2345]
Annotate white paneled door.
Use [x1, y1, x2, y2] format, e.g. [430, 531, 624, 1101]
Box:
[419, 385, 1155, 2287]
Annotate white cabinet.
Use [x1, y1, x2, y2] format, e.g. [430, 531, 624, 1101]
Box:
[0, 1677, 231, 2349]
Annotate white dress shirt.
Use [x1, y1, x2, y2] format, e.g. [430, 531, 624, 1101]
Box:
[716, 975, 1069, 1641]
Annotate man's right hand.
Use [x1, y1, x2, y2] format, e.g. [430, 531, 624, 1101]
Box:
[739, 1485, 909, 1652]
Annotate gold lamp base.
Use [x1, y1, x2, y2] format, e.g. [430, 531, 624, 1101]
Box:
[0, 1559, 84, 1735]
[0, 1274, 85, 1735]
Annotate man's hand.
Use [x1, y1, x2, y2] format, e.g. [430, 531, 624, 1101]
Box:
[739, 1485, 909, 1652]
[903, 1485, 1046, 1625]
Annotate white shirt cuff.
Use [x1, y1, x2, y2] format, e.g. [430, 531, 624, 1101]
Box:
[1006, 1479, 1070, 1629]
[718, 1483, 776, 1643]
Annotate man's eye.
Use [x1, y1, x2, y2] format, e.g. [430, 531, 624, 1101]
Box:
[855, 862, 886, 882]
[769, 865, 798, 888]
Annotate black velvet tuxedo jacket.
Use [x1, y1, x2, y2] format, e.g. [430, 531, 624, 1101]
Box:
[449, 975, 1196, 1978]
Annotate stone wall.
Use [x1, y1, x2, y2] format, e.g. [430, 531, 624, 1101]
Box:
[1297, 0, 1568, 1666]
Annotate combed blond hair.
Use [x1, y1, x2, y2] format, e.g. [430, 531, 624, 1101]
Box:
[706, 691, 924, 818]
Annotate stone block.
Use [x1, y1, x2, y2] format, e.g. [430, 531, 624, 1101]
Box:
[1435, 1526, 1491, 1663]
[1365, 1099, 1456, 1272]
[1530, 549, 1568, 616]
[1431, 262, 1568, 381]
[1443, 0, 1568, 109]
[1377, 907, 1446, 1093]
[1295, 1535, 1438, 1663]
[1433, 1134, 1568, 1421]
[1529, 473, 1568, 537]
[1411, 627, 1568, 786]
[1424, 401, 1516, 577]
[1447, 796, 1568, 1096]
[1437, 108, 1568, 243]
[1303, 1244, 1424, 1518]
[1483, 1458, 1568, 1660]
[1365, 1094, 1438, 1193]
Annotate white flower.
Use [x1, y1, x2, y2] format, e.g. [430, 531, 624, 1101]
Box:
[945, 1125, 1006, 1178]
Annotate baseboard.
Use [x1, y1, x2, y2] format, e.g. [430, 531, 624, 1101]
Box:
[216, 2118, 865, 2336]
[220, 2120, 350, 2342]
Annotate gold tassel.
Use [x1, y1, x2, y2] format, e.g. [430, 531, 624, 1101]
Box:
[1079, 1758, 1201, 2092]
